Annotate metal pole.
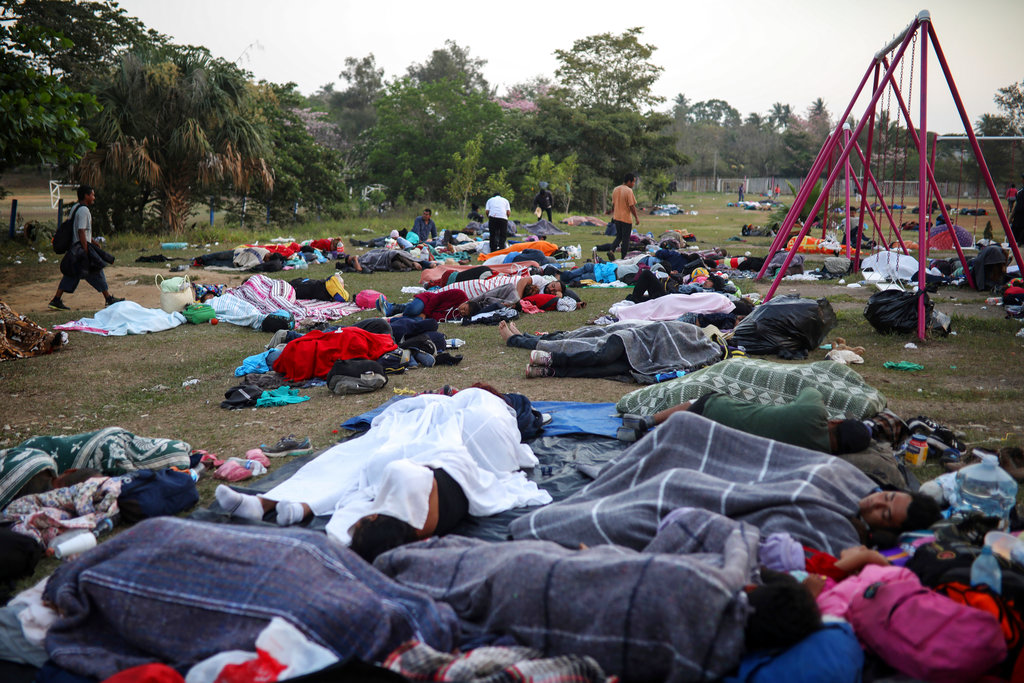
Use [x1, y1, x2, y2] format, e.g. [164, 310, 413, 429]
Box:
[8, 199, 17, 239]
[240, 195, 246, 229]
[843, 125, 853, 257]
[209, 197, 215, 226]
[57, 198, 63, 228]
[917, 23, 929, 340]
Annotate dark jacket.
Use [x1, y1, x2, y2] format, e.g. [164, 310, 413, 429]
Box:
[60, 242, 114, 278]
[533, 189, 554, 210]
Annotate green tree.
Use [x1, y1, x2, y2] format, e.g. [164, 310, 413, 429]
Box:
[554, 27, 664, 110]
[445, 135, 485, 216]
[521, 152, 578, 217]
[994, 81, 1024, 134]
[78, 47, 273, 234]
[406, 40, 490, 95]
[645, 171, 671, 205]
[483, 168, 515, 206]
[0, 9, 99, 194]
[363, 77, 521, 202]
[769, 102, 793, 131]
[689, 99, 741, 127]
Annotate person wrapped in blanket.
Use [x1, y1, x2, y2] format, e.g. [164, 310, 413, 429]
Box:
[287, 274, 352, 303]
[215, 388, 551, 561]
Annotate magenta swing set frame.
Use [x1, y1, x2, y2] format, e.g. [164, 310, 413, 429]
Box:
[756, 10, 1023, 339]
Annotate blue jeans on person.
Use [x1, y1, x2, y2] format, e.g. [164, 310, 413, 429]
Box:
[398, 296, 425, 317]
[560, 262, 596, 286]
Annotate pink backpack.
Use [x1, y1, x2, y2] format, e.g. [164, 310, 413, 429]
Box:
[354, 289, 383, 310]
[847, 573, 1007, 683]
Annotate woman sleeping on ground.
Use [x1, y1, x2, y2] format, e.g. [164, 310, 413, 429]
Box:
[216, 388, 551, 557]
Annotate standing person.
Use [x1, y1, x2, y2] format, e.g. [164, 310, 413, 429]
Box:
[738, 182, 745, 203]
[48, 185, 123, 311]
[485, 192, 511, 254]
[608, 173, 640, 261]
[532, 183, 554, 222]
[1007, 183, 1017, 215]
[1012, 174, 1024, 246]
[411, 208, 437, 243]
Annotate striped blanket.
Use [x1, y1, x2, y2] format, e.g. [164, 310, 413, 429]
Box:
[227, 274, 358, 324]
[509, 411, 876, 557]
[377, 509, 758, 683]
[0, 427, 190, 509]
[616, 357, 887, 418]
[43, 517, 459, 680]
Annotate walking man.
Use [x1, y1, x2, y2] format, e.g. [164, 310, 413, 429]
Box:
[485, 192, 512, 254]
[608, 173, 640, 261]
[49, 185, 123, 311]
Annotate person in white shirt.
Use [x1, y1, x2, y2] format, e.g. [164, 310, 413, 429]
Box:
[485, 194, 512, 253]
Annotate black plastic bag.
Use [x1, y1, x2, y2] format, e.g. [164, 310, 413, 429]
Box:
[864, 290, 933, 334]
[731, 295, 837, 359]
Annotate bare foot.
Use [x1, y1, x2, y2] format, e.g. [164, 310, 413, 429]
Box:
[498, 320, 513, 342]
[508, 321, 522, 336]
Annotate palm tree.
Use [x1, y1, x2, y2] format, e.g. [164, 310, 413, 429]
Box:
[769, 102, 792, 131]
[78, 47, 273, 234]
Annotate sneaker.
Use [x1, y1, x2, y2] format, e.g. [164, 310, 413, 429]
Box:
[260, 435, 313, 457]
[591, 246, 599, 263]
[104, 296, 125, 307]
[525, 365, 553, 379]
[265, 329, 289, 350]
[375, 295, 391, 317]
[48, 298, 70, 311]
[529, 350, 552, 367]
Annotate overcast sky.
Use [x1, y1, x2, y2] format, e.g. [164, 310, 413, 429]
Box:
[116, 0, 1022, 136]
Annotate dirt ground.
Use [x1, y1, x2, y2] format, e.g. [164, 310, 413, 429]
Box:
[2, 265, 253, 314]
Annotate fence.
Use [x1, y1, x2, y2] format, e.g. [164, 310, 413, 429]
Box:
[674, 176, 998, 202]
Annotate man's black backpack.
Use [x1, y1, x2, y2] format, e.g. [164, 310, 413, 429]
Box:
[52, 205, 81, 254]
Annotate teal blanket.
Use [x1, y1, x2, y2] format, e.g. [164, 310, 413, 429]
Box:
[616, 357, 887, 419]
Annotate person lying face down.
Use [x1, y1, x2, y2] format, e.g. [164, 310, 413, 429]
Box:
[650, 387, 873, 455]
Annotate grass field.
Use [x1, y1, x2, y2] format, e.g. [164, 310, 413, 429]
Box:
[2, 184, 1022, 587]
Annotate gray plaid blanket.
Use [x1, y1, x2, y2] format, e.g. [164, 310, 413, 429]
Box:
[509, 411, 876, 556]
[43, 517, 459, 680]
[616, 357, 887, 418]
[377, 508, 759, 683]
[536, 321, 723, 383]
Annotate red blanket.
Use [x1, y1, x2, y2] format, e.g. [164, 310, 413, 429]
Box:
[272, 328, 397, 381]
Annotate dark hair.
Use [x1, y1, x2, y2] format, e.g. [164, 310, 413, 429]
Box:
[834, 419, 872, 454]
[624, 173, 637, 184]
[745, 569, 822, 652]
[423, 208, 431, 214]
[902, 492, 942, 532]
[349, 514, 419, 563]
[461, 301, 481, 318]
[76, 185, 94, 201]
[732, 299, 755, 316]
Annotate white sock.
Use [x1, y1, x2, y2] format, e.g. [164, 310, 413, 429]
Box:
[215, 485, 264, 521]
[275, 501, 306, 526]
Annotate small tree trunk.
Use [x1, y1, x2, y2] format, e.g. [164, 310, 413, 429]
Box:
[162, 180, 192, 235]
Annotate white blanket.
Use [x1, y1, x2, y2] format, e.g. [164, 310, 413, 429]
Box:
[609, 291, 735, 321]
[53, 301, 185, 336]
[264, 388, 551, 544]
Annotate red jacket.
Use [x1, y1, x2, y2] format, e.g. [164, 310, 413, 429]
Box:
[417, 289, 468, 321]
[272, 328, 397, 381]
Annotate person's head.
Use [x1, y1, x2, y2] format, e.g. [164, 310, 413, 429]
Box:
[422, 208, 432, 220]
[455, 301, 481, 318]
[522, 283, 540, 297]
[77, 185, 95, 205]
[543, 281, 563, 297]
[349, 514, 419, 563]
[858, 489, 940, 532]
[471, 203, 479, 211]
[744, 569, 822, 652]
[732, 299, 755, 317]
[623, 173, 637, 187]
[827, 418, 873, 454]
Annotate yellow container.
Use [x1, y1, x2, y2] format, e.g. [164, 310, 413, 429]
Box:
[904, 435, 929, 466]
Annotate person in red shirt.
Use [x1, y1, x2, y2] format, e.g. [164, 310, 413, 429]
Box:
[379, 289, 480, 322]
[1007, 184, 1018, 214]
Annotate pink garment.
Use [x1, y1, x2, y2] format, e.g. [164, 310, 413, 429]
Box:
[612, 292, 735, 322]
[246, 449, 270, 466]
[816, 564, 918, 618]
[213, 461, 252, 482]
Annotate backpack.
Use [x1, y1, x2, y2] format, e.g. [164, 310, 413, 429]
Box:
[847, 575, 1007, 683]
[52, 205, 81, 254]
[182, 303, 217, 324]
[116, 468, 199, 523]
[935, 580, 1024, 680]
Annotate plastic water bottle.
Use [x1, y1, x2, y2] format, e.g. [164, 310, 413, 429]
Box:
[953, 452, 1018, 529]
[971, 545, 1002, 594]
[92, 518, 115, 537]
[654, 370, 686, 383]
[984, 530, 1024, 567]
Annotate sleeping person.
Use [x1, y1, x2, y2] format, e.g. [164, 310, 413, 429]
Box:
[216, 388, 551, 549]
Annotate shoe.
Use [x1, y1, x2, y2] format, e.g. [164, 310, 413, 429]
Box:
[48, 298, 70, 311]
[591, 246, 599, 263]
[525, 365, 552, 378]
[606, 251, 616, 262]
[260, 435, 313, 457]
[375, 295, 391, 317]
[529, 350, 552, 367]
[104, 296, 125, 307]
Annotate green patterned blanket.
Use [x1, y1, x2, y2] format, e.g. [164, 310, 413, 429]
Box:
[616, 357, 887, 419]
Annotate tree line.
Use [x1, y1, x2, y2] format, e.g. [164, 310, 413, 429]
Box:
[2, 1, 1021, 235]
